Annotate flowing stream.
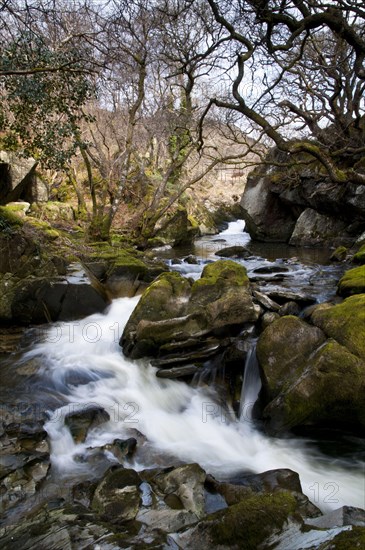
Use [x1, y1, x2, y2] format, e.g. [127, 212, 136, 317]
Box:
[5, 220, 365, 517]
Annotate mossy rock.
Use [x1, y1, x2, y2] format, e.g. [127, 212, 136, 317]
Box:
[263, 338, 365, 432]
[319, 526, 365, 549]
[179, 491, 298, 549]
[92, 466, 141, 521]
[121, 262, 258, 360]
[310, 294, 365, 360]
[0, 205, 24, 229]
[337, 265, 365, 296]
[353, 244, 365, 265]
[257, 316, 326, 399]
[330, 246, 347, 262]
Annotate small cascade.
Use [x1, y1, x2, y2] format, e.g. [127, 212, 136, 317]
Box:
[239, 341, 261, 424]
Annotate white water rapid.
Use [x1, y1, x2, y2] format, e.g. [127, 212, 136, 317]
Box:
[23, 297, 365, 513]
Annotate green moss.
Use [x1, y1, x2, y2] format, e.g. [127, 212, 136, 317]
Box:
[311, 294, 365, 360]
[0, 205, 24, 228]
[353, 244, 365, 265]
[208, 491, 297, 548]
[322, 526, 365, 549]
[45, 229, 60, 240]
[338, 265, 365, 296]
[192, 260, 249, 292]
[278, 339, 365, 429]
[330, 246, 347, 262]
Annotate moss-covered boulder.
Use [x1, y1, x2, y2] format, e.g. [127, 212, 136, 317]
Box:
[154, 207, 199, 247]
[310, 295, 365, 360]
[263, 339, 365, 432]
[352, 244, 365, 265]
[83, 245, 167, 298]
[121, 261, 259, 361]
[257, 316, 326, 399]
[258, 298, 365, 433]
[337, 265, 365, 296]
[175, 491, 299, 549]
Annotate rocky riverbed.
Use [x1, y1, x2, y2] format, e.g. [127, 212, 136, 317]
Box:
[1, 220, 365, 549]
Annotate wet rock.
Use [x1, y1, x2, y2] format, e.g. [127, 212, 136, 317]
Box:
[252, 290, 280, 311]
[257, 316, 326, 399]
[92, 466, 141, 522]
[137, 508, 199, 533]
[156, 365, 199, 379]
[153, 463, 206, 517]
[65, 406, 110, 444]
[11, 280, 108, 324]
[121, 261, 259, 362]
[102, 437, 137, 461]
[215, 245, 251, 259]
[305, 506, 365, 529]
[337, 265, 365, 296]
[253, 265, 289, 274]
[330, 246, 348, 262]
[173, 491, 300, 550]
[289, 208, 349, 247]
[184, 254, 199, 264]
[278, 301, 301, 316]
[261, 311, 280, 329]
[266, 288, 316, 305]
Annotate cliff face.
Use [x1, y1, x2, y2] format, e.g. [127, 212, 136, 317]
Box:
[240, 151, 365, 247]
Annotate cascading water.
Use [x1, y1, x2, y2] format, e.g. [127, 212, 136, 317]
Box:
[23, 297, 365, 513]
[239, 341, 261, 423]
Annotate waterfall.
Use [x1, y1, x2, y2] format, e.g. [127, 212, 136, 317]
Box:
[239, 342, 261, 424]
[22, 297, 365, 512]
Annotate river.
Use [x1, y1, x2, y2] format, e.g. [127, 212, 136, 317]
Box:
[2, 220, 365, 519]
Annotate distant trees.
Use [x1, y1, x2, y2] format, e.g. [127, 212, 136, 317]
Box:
[2, 0, 362, 241]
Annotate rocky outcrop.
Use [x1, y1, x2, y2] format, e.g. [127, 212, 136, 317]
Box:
[121, 260, 260, 362]
[0, 151, 47, 204]
[289, 208, 348, 247]
[240, 151, 365, 246]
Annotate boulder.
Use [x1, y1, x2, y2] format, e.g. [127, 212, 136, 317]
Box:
[289, 208, 348, 247]
[337, 265, 365, 296]
[173, 491, 299, 550]
[155, 207, 199, 247]
[240, 171, 297, 242]
[310, 295, 365, 360]
[263, 338, 365, 433]
[65, 406, 110, 443]
[121, 261, 260, 361]
[0, 151, 39, 204]
[11, 279, 108, 324]
[257, 316, 326, 399]
[91, 466, 141, 522]
[215, 246, 251, 259]
[353, 244, 365, 264]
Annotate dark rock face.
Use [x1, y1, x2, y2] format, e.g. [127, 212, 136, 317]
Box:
[64, 406, 111, 444]
[240, 153, 365, 246]
[11, 280, 108, 324]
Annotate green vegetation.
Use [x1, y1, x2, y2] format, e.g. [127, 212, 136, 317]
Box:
[208, 491, 297, 548]
[353, 244, 365, 265]
[337, 266, 365, 296]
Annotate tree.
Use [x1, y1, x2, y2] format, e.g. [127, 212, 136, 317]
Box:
[204, 0, 365, 185]
[0, 0, 99, 167]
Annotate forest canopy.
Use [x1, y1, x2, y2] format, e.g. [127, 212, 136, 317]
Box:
[0, 0, 364, 239]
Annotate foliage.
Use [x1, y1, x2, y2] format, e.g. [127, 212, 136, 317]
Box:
[0, 31, 94, 167]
